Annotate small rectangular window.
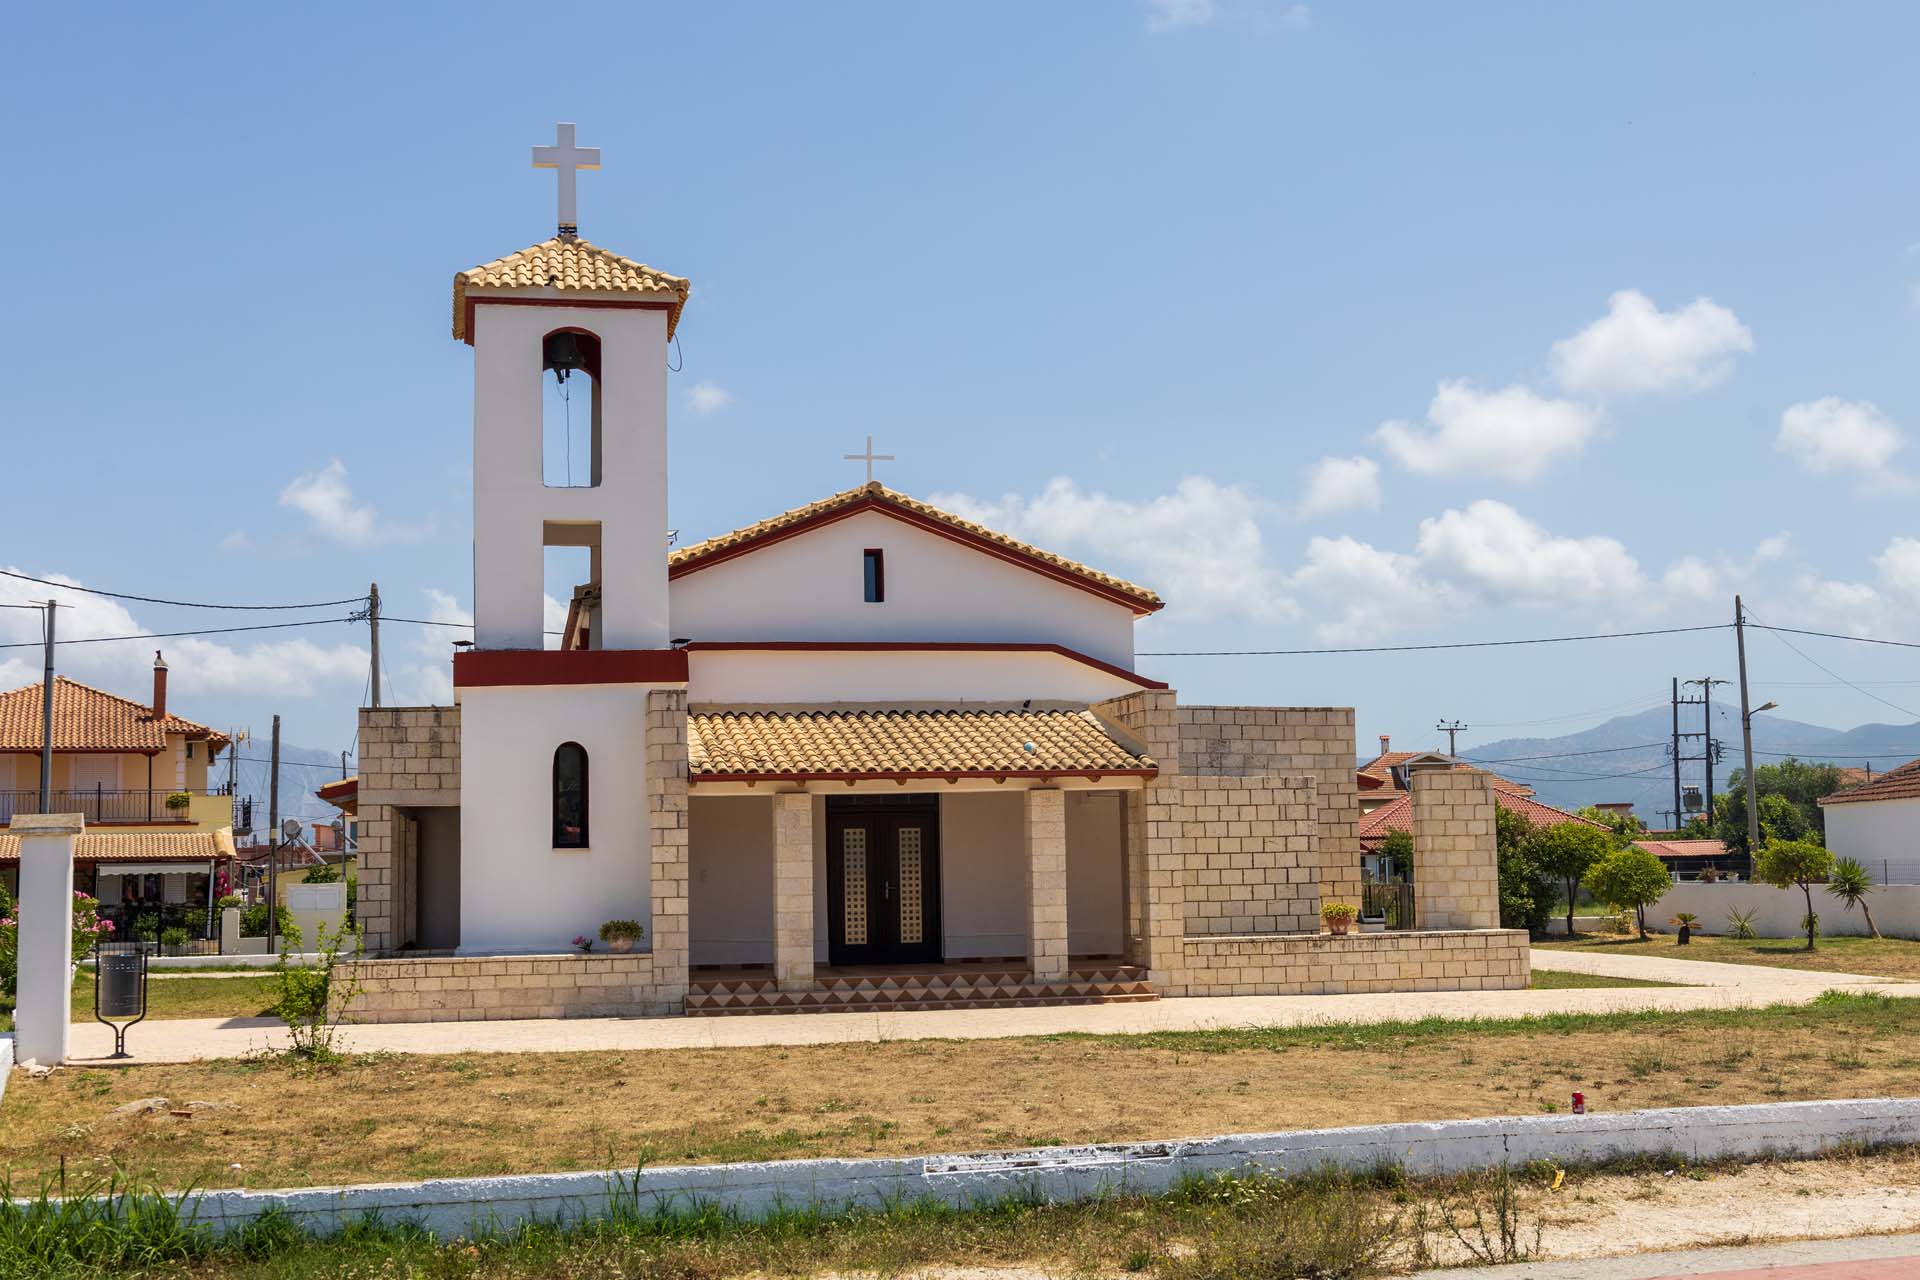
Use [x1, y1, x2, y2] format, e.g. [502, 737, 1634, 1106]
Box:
[185, 742, 195, 760]
[863, 549, 885, 603]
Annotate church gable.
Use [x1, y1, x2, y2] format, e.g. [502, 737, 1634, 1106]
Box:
[668, 482, 1163, 615]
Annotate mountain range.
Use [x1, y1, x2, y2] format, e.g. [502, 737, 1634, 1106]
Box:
[1454, 706, 1920, 822]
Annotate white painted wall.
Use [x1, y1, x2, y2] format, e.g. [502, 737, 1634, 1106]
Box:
[939, 791, 1027, 959]
[687, 648, 1145, 706]
[1823, 797, 1920, 869]
[1067, 791, 1125, 956]
[689, 795, 774, 965]
[471, 304, 670, 650]
[457, 683, 662, 953]
[1654, 881, 1920, 939]
[669, 510, 1140, 668]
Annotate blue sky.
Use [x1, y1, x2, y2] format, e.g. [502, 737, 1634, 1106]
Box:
[5, 2, 1920, 779]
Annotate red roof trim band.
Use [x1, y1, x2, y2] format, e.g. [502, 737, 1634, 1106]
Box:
[454, 648, 690, 689]
[682, 641, 1168, 690]
[668, 496, 1164, 615]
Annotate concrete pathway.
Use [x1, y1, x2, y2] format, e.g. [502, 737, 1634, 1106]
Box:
[46, 948, 1916, 1064]
[1411, 1230, 1920, 1278]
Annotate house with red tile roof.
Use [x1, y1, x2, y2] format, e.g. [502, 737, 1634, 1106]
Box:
[1819, 758, 1920, 880]
[1359, 782, 1607, 852]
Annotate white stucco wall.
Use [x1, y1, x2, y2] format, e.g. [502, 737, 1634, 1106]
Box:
[471, 303, 670, 650]
[686, 648, 1146, 706]
[689, 795, 775, 965]
[1066, 791, 1125, 956]
[456, 683, 664, 953]
[1655, 881, 1920, 940]
[940, 791, 1028, 959]
[669, 510, 1140, 668]
[1823, 797, 1920, 869]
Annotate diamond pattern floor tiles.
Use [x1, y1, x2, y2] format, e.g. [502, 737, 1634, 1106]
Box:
[684, 965, 1156, 1016]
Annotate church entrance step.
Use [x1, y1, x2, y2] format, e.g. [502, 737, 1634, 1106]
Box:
[684, 964, 1155, 1016]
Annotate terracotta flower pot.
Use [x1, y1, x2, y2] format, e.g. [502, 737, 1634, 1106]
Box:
[608, 936, 634, 954]
[1326, 917, 1352, 937]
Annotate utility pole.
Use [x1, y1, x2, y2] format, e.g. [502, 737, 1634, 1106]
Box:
[341, 750, 349, 779]
[1684, 677, 1730, 823]
[1670, 677, 1682, 832]
[268, 714, 281, 945]
[368, 582, 382, 709]
[1435, 720, 1467, 756]
[1735, 595, 1760, 857]
[38, 600, 55, 810]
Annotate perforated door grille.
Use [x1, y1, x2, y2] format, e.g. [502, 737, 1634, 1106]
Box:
[842, 828, 868, 945]
[898, 826, 924, 944]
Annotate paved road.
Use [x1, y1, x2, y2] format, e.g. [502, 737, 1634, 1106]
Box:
[48, 948, 1911, 1063]
[1412, 1231, 1920, 1278]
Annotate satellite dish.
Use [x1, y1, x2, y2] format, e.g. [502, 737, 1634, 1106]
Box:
[281, 818, 304, 840]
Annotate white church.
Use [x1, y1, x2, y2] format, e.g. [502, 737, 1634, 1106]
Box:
[341, 126, 1524, 1021]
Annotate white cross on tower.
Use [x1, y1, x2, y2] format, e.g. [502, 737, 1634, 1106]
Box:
[843, 435, 896, 485]
[531, 122, 601, 237]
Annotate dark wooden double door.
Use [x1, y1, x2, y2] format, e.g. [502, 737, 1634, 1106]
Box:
[826, 796, 941, 966]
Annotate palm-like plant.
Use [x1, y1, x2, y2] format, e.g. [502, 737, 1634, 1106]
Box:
[1826, 856, 1882, 939]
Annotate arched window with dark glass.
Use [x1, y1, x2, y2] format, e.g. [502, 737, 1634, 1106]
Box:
[553, 742, 589, 848]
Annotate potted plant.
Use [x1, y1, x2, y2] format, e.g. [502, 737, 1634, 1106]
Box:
[598, 920, 643, 953]
[1697, 864, 1720, 884]
[1669, 911, 1700, 945]
[160, 925, 190, 956]
[572, 933, 594, 955]
[165, 791, 192, 813]
[1321, 902, 1359, 937]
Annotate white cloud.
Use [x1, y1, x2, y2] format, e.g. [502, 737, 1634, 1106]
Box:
[278, 459, 417, 548]
[1294, 455, 1380, 520]
[0, 567, 366, 699]
[1414, 501, 1645, 605]
[1660, 556, 1717, 604]
[1550, 289, 1753, 398]
[688, 382, 733, 415]
[931, 476, 1295, 623]
[1776, 397, 1908, 486]
[1288, 536, 1455, 642]
[544, 593, 569, 651]
[217, 530, 251, 553]
[1145, 0, 1213, 29]
[1275, 3, 1312, 29]
[398, 588, 473, 703]
[1374, 381, 1600, 482]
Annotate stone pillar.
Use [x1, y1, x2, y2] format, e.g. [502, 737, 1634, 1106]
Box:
[1092, 690, 1182, 978]
[1024, 787, 1069, 981]
[646, 689, 691, 1004]
[771, 792, 814, 991]
[14, 813, 83, 1065]
[1410, 766, 1500, 930]
[220, 905, 241, 955]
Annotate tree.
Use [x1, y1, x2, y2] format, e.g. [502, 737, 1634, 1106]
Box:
[1714, 758, 1848, 858]
[1377, 826, 1413, 868]
[1755, 838, 1835, 952]
[1575, 806, 1644, 837]
[1496, 808, 1555, 934]
[1584, 846, 1672, 941]
[1531, 822, 1615, 940]
[1826, 856, 1881, 940]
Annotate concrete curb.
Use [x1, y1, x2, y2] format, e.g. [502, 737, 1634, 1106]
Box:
[33, 1097, 1920, 1239]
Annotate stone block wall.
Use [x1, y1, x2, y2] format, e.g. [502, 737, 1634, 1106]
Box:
[1175, 775, 1320, 936]
[334, 953, 675, 1023]
[1168, 928, 1529, 997]
[1411, 767, 1500, 930]
[355, 706, 461, 955]
[1024, 788, 1070, 980]
[1093, 690, 1181, 970]
[1174, 706, 1362, 911]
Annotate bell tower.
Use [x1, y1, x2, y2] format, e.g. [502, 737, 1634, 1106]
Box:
[454, 122, 690, 652]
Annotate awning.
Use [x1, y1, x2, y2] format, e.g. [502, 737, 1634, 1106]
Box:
[687, 706, 1156, 785]
[0, 830, 231, 863]
[91, 862, 216, 877]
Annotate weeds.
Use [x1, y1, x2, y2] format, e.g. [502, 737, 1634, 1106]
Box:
[1428, 1163, 1543, 1264]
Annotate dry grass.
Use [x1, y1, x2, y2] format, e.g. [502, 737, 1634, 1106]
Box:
[1537, 931, 1920, 979]
[1529, 969, 1680, 990]
[3, 994, 1917, 1195]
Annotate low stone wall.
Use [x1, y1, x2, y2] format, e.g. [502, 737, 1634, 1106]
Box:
[334, 953, 675, 1024]
[1165, 928, 1529, 997]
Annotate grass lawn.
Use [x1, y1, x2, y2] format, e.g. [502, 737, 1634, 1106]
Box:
[1529, 969, 1682, 990]
[1537, 931, 1920, 980]
[2, 992, 1915, 1195]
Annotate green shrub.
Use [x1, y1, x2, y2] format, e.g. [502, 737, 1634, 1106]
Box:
[164, 791, 192, 812]
[598, 919, 644, 943]
[159, 926, 189, 950]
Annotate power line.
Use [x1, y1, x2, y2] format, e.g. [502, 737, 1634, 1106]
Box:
[0, 617, 351, 649]
[1748, 622, 1920, 651]
[1747, 608, 1920, 722]
[1463, 742, 1667, 765]
[1137, 623, 1728, 657]
[0, 568, 366, 612]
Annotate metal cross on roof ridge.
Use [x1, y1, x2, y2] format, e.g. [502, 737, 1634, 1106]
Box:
[843, 434, 896, 484]
[531, 122, 601, 237]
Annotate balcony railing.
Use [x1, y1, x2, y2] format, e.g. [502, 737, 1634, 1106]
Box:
[0, 787, 225, 826]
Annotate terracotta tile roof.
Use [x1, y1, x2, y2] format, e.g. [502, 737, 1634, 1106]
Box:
[1820, 758, 1920, 806]
[0, 829, 230, 863]
[1357, 788, 1606, 845]
[1633, 839, 1729, 860]
[687, 706, 1155, 781]
[1354, 755, 1533, 798]
[669, 482, 1164, 613]
[453, 238, 690, 340]
[0, 678, 229, 753]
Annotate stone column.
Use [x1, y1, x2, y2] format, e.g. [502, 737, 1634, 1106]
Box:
[1410, 766, 1499, 930]
[1024, 787, 1069, 981]
[1092, 690, 1182, 978]
[771, 792, 815, 991]
[14, 813, 83, 1065]
[646, 689, 691, 1005]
